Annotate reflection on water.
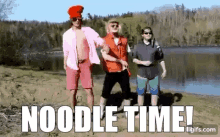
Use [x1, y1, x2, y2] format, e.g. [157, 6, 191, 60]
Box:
[159, 52, 220, 96]
[28, 47, 220, 96]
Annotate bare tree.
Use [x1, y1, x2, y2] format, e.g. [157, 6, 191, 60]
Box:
[0, 0, 17, 19]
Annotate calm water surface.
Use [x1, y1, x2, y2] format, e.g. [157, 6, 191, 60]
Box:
[27, 47, 220, 96]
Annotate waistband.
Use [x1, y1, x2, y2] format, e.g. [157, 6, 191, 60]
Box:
[78, 58, 90, 64]
[106, 69, 127, 74]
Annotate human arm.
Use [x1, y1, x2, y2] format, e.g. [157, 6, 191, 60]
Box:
[133, 58, 152, 66]
[101, 41, 110, 54]
[101, 49, 128, 67]
[89, 27, 109, 53]
[131, 45, 152, 66]
[154, 40, 166, 78]
[101, 43, 132, 68]
[159, 60, 166, 79]
[133, 58, 142, 65]
[64, 56, 68, 70]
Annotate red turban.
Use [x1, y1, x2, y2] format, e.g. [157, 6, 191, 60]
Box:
[68, 5, 84, 18]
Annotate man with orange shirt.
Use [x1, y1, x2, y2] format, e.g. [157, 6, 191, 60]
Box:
[63, 5, 109, 121]
[99, 19, 132, 119]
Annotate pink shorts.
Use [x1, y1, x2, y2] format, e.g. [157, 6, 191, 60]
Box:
[66, 60, 93, 90]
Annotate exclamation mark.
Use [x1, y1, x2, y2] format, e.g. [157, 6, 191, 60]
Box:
[186, 106, 193, 132]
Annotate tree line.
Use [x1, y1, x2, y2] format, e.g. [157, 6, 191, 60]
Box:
[0, 4, 220, 66]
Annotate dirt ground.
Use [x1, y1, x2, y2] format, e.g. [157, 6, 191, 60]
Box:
[0, 65, 220, 137]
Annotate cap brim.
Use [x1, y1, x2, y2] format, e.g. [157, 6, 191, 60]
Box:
[108, 19, 119, 24]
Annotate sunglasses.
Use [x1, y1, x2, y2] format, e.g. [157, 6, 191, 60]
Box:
[72, 18, 82, 22]
[144, 32, 152, 35]
[111, 25, 119, 28]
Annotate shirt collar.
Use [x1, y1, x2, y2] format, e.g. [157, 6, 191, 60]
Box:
[143, 39, 150, 45]
[107, 32, 115, 39]
[71, 27, 85, 33]
[107, 33, 122, 45]
[140, 39, 155, 48]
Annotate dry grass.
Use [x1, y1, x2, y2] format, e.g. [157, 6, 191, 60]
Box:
[0, 65, 220, 137]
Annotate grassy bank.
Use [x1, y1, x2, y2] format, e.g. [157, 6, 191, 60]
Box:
[0, 65, 220, 137]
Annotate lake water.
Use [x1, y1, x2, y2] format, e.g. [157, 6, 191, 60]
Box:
[27, 47, 220, 96]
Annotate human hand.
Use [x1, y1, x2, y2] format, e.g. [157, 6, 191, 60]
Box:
[141, 61, 152, 66]
[120, 60, 128, 69]
[133, 58, 142, 64]
[64, 64, 67, 70]
[161, 70, 167, 79]
[122, 65, 126, 70]
[102, 44, 109, 53]
[122, 64, 128, 70]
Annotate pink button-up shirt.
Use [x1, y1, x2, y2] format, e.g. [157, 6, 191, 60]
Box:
[63, 27, 104, 70]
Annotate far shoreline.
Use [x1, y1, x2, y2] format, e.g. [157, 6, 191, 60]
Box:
[5, 64, 220, 99]
[22, 46, 220, 56]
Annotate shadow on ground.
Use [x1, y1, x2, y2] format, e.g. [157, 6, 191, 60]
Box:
[106, 90, 183, 112]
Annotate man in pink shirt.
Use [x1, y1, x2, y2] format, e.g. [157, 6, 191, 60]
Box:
[63, 5, 109, 121]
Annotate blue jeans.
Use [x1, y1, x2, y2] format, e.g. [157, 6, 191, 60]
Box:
[136, 75, 159, 95]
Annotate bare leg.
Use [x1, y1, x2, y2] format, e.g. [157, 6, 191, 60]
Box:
[117, 100, 124, 111]
[138, 95, 144, 106]
[135, 95, 144, 118]
[124, 99, 131, 118]
[69, 89, 77, 113]
[99, 96, 107, 119]
[151, 95, 158, 106]
[84, 88, 94, 113]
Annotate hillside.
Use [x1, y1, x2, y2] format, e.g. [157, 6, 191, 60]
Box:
[0, 4, 220, 66]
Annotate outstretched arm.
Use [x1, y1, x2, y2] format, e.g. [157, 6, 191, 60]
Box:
[89, 27, 110, 53]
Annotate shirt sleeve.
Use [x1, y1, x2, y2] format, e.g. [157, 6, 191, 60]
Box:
[89, 27, 104, 47]
[155, 41, 164, 61]
[62, 34, 69, 57]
